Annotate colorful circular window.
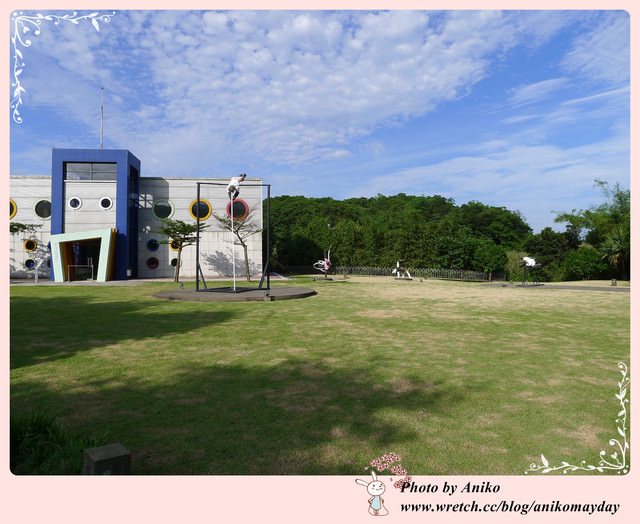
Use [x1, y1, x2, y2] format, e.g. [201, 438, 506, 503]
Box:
[152, 199, 174, 220]
[226, 199, 249, 220]
[24, 259, 36, 269]
[99, 197, 113, 210]
[34, 199, 51, 219]
[189, 199, 212, 220]
[147, 239, 160, 251]
[24, 239, 37, 252]
[10, 199, 17, 219]
[146, 257, 159, 270]
[169, 239, 181, 251]
[68, 197, 82, 209]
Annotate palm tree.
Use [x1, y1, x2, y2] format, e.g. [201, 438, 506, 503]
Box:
[599, 225, 630, 280]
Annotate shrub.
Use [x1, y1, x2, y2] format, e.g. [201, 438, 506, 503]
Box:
[10, 411, 106, 475]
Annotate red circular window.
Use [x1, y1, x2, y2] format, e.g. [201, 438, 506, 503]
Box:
[226, 199, 249, 220]
[146, 257, 159, 270]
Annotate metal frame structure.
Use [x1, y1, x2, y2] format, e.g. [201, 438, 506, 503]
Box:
[194, 181, 271, 292]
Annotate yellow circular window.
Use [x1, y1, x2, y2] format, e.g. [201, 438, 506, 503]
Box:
[189, 199, 212, 220]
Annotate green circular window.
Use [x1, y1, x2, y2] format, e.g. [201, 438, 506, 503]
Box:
[24, 239, 37, 252]
[10, 199, 17, 219]
[34, 199, 51, 219]
[152, 199, 174, 219]
[189, 199, 212, 220]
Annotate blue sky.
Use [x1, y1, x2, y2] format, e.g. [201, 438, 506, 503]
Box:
[9, 9, 630, 233]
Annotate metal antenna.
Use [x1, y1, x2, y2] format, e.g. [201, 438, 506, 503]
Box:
[100, 87, 104, 149]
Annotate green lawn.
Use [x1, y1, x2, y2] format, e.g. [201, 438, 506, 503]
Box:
[9, 277, 630, 475]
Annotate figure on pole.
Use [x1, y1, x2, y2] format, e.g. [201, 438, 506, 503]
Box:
[392, 260, 412, 280]
[520, 255, 541, 286]
[227, 173, 246, 201]
[313, 246, 332, 279]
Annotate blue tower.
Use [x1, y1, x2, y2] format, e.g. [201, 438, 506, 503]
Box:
[50, 148, 140, 281]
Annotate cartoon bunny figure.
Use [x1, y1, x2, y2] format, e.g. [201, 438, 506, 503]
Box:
[355, 470, 389, 516]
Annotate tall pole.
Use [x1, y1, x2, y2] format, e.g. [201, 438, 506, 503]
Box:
[100, 87, 104, 149]
[231, 197, 236, 291]
[196, 183, 201, 291]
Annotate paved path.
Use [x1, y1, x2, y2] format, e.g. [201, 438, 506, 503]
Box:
[486, 283, 629, 292]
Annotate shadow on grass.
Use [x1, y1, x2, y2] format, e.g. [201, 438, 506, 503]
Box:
[10, 294, 236, 369]
[12, 358, 473, 475]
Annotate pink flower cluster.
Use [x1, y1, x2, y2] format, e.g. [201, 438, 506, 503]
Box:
[368, 452, 412, 490]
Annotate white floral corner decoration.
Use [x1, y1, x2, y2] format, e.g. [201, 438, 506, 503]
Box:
[526, 362, 629, 475]
[10, 11, 116, 124]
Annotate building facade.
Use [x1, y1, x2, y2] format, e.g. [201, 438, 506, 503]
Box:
[10, 148, 264, 282]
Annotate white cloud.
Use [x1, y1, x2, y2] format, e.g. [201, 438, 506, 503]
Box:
[507, 78, 570, 107]
[561, 11, 629, 86]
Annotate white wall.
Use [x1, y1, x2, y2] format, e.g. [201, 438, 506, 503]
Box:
[9, 176, 52, 278]
[63, 180, 117, 233]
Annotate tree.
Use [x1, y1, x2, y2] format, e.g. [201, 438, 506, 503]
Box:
[10, 222, 41, 235]
[599, 224, 630, 280]
[564, 246, 607, 280]
[213, 209, 262, 281]
[472, 241, 507, 281]
[156, 219, 208, 282]
[554, 179, 630, 245]
[554, 180, 630, 279]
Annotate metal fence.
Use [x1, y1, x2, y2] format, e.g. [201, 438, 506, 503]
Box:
[335, 266, 505, 281]
[278, 265, 505, 282]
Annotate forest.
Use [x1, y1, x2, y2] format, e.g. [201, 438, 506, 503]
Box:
[266, 180, 630, 282]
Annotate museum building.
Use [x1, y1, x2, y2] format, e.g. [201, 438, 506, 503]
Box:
[9, 148, 264, 282]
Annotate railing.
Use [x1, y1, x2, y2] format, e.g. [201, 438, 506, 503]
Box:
[335, 266, 504, 281]
[277, 265, 505, 282]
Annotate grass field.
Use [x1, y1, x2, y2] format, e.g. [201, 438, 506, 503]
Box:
[9, 276, 630, 475]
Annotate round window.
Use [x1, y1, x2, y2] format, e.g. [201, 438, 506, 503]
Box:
[99, 197, 113, 210]
[226, 199, 249, 220]
[152, 199, 174, 220]
[34, 199, 51, 219]
[146, 257, 159, 270]
[24, 239, 37, 252]
[10, 199, 17, 219]
[25, 259, 36, 269]
[189, 199, 212, 220]
[170, 239, 181, 251]
[68, 197, 82, 209]
[147, 239, 160, 251]
[170, 258, 179, 267]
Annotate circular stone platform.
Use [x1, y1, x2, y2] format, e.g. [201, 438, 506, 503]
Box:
[154, 286, 317, 302]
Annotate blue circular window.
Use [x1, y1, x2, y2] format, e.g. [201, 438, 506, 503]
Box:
[147, 239, 160, 251]
[68, 197, 82, 209]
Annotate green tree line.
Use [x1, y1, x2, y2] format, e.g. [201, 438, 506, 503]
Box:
[265, 180, 630, 282]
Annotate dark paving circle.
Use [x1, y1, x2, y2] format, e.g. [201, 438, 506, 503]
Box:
[154, 286, 317, 302]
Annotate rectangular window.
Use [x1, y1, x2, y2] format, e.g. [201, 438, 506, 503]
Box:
[64, 162, 117, 181]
